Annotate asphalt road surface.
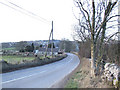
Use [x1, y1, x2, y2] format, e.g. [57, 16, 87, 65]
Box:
[1, 53, 80, 88]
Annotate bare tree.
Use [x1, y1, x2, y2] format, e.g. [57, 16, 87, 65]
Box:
[59, 39, 77, 52]
[15, 41, 28, 52]
[73, 0, 120, 76]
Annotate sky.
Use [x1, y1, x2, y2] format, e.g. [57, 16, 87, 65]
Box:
[0, 0, 78, 43]
[0, 0, 119, 43]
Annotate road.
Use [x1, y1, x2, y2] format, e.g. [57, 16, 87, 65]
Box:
[1, 53, 80, 88]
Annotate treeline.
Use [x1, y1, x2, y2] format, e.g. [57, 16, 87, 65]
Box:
[78, 40, 120, 66]
[15, 41, 35, 52]
[15, 41, 56, 52]
[59, 39, 79, 52]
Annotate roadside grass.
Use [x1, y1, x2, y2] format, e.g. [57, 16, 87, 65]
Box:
[65, 73, 79, 88]
[2, 55, 35, 64]
[65, 57, 83, 88]
[65, 70, 87, 88]
[65, 57, 112, 88]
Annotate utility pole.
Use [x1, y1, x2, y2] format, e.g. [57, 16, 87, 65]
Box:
[44, 30, 52, 57]
[51, 21, 53, 58]
[45, 21, 53, 58]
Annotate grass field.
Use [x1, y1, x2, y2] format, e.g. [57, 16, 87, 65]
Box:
[1, 55, 35, 64]
[1, 54, 55, 64]
[2, 47, 16, 50]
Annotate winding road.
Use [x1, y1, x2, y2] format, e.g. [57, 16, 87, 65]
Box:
[1, 53, 80, 88]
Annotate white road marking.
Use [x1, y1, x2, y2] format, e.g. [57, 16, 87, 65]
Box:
[2, 70, 46, 84]
[2, 54, 74, 85]
[48, 56, 80, 88]
[67, 58, 73, 63]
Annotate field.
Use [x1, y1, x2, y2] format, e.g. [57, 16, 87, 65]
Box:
[2, 47, 15, 50]
[1, 54, 67, 73]
[1, 55, 35, 64]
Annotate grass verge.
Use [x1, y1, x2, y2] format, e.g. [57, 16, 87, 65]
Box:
[64, 57, 113, 88]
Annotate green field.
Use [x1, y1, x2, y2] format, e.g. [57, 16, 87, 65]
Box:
[2, 47, 16, 50]
[1, 55, 35, 64]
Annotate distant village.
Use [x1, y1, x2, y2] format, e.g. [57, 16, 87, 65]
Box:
[1, 40, 79, 56]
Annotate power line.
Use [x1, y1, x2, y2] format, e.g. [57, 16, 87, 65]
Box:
[0, 0, 51, 24]
[0, 1, 37, 20]
[6, 0, 50, 23]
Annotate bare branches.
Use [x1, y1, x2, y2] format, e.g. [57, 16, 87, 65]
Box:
[106, 15, 120, 22]
[106, 23, 120, 30]
[72, 7, 79, 20]
[73, 0, 119, 75]
[76, 0, 92, 30]
[73, 0, 119, 44]
[106, 32, 120, 42]
[92, 0, 95, 36]
[80, 2, 92, 30]
[95, 0, 118, 43]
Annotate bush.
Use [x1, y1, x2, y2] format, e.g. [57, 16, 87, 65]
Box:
[25, 45, 33, 52]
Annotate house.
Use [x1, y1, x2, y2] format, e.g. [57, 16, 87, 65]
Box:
[35, 47, 59, 56]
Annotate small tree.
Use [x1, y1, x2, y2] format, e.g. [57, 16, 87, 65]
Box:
[31, 43, 34, 51]
[25, 45, 32, 52]
[59, 39, 77, 52]
[25, 43, 34, 52]
[40, 44, 42, 48]
[15, 41, 27, 52]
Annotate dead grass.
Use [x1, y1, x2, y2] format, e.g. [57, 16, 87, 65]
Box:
[65, 57, 114, 88]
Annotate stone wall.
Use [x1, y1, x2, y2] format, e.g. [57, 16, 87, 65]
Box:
[101, 63, 120, 88]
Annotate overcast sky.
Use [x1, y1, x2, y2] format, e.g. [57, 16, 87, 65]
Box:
[0, 0, 118, 43]
[0, 0, 78, 43]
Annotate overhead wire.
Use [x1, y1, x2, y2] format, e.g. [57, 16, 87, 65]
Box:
[6, 0, 50, 23]
[0, 0, 51, 24]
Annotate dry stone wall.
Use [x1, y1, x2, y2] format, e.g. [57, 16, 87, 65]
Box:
[101, 63, 120, 88]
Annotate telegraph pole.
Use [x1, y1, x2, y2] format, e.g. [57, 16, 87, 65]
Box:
[51, 21, 53, 58]
[45, 30, 52, 57]
[45, 21, 53, 58]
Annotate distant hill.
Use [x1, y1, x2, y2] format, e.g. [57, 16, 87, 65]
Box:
[1, 40, 61, 49]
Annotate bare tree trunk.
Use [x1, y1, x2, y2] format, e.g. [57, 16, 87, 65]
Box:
[91, 38, 96, 77]
[91, 0, 96, 77]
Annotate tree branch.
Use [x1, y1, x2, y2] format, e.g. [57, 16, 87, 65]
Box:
[78, 1, 92, 30]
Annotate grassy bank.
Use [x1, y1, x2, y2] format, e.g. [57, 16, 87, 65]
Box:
[65, 57, 113, 88]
